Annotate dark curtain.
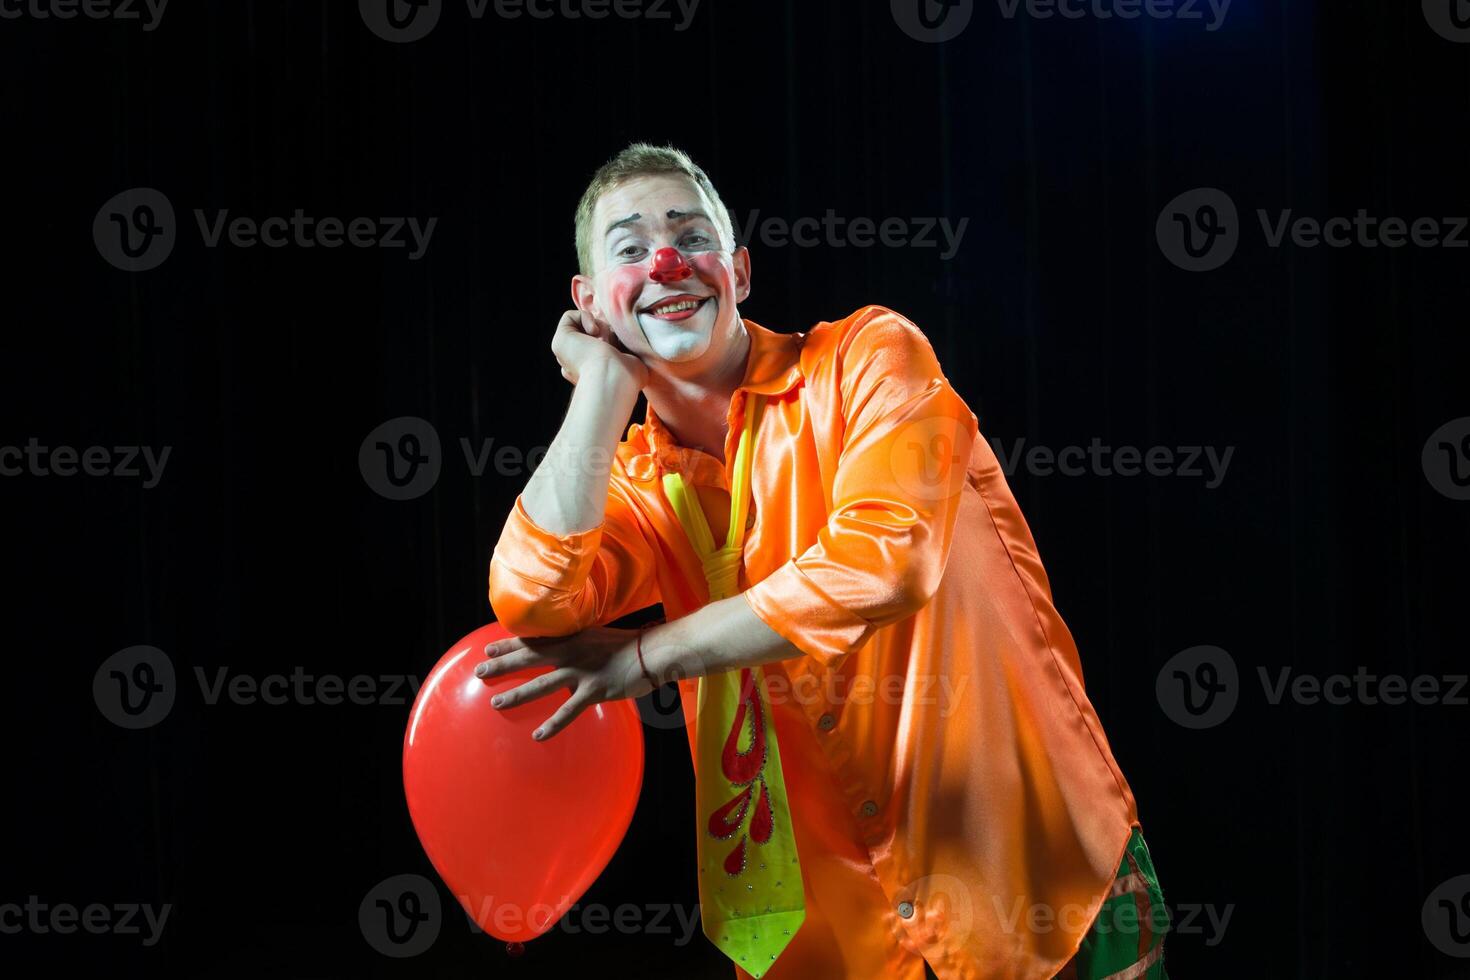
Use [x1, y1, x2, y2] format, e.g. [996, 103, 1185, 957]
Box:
[3, 1, 1467, 976]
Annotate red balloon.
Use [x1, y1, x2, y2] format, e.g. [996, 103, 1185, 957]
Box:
[402, 623, 644, 943]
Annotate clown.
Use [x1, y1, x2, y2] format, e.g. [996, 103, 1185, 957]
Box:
[478, 143, 1169, 980]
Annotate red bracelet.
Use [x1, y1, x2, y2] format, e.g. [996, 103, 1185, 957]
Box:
[635, 625, 659, 689]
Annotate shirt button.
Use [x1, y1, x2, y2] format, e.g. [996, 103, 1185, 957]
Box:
[817, 713, 836, 731]
[860, 800, 878, 818]
[897, 901, 915, 919]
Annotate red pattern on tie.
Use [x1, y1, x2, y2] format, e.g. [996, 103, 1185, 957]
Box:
[710, 667, 775, 874]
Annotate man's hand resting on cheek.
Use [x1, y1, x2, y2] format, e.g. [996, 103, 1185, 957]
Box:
[475, 628, 656, 741]
[552, 309, 648, 390]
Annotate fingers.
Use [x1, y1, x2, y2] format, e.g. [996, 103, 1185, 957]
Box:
[578, 307, 611, 341]
[533, 691, 593, 741]
[555, 309, 588, 336]
[490, 668, 571, 711]
[482, 636, 527, 659]
[557, 308, 609, 340]
[476, 645, 548, 681]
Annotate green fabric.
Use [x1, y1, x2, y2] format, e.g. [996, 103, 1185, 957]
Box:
[1071, 827, 1170, 979]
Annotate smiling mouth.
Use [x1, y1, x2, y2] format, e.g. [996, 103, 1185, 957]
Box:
[640, 296, 712, 321]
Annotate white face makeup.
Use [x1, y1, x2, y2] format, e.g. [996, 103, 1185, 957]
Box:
[574, 174, 750, 369]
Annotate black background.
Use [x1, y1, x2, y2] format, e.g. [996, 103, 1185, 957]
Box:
[3, 0, 1468, 977]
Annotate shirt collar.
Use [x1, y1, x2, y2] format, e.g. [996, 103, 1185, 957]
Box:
[737, 317, 806, 396]
[625, 318, 805, 484]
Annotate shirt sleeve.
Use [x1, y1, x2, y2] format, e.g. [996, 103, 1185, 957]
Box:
[743, 310, 977, 667]
[488, 475, 661, 637]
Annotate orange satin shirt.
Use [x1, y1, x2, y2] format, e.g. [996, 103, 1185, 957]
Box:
[489, 306, 1142, 980]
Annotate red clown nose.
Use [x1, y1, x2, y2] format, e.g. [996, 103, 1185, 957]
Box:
[648, 247, 693, 283]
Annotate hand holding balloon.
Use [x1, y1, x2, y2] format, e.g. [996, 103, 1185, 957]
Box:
[475, 627, 655, 740]
[402, 623, 644, 945]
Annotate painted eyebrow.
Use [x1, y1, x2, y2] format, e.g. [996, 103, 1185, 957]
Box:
[605, 212, 643, 237]
[604, 208, 714, 238]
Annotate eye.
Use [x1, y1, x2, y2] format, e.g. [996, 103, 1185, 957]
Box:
[681, 232, 712, 249]
[615, 243, 647, 261]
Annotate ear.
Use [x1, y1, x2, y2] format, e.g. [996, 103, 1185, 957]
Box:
[570, 274, 612, 340]
[731, 245, 752, 303]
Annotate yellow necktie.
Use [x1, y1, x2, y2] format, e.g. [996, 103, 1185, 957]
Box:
[660, 393, 804, 978]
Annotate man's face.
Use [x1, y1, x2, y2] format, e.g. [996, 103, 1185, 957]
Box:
[573, 174, 751, 367]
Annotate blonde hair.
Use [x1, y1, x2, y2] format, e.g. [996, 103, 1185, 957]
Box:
[574, 143, 736, 277]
